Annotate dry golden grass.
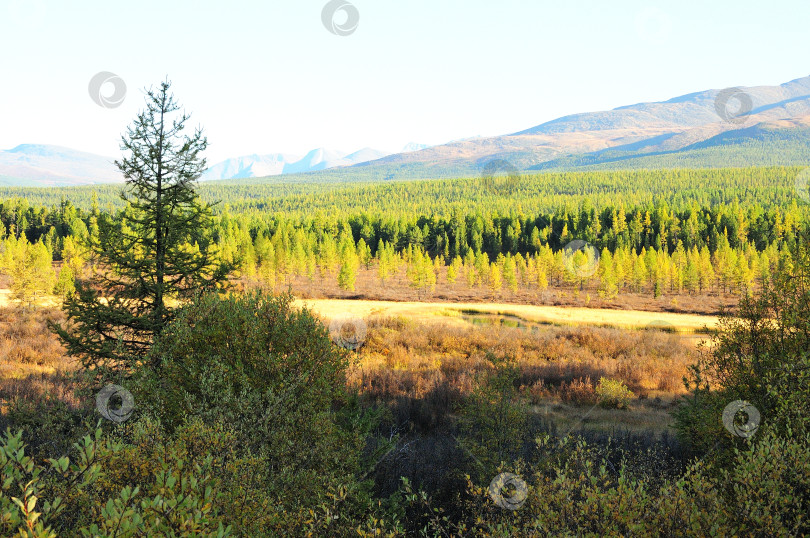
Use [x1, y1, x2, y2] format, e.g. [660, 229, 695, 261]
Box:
[0, 306, 81, 410]
[346, 315, 696, 433]
[351, 315, 695, 397]
[0, 288, 61, 309]
[0, 282, 701, 435]
[298, 298, 719, 333]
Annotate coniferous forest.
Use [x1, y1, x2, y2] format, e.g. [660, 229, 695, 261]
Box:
[1, 166, 807, 305]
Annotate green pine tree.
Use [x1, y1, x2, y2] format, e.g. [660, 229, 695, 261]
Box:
[1, 236, 56, 307]
[338, 239, 359, 291]
[503, 254, 518, 293]
[52, 80, 232, 377]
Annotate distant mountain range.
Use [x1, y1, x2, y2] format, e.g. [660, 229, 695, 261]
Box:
[0, 145, 121, 186]
[200, 147, 391, 180]
[3, 75, 810, 186]
[0, 143, 431, 186]
[342, 75, 810, 180]
[200, 143, 439, 180]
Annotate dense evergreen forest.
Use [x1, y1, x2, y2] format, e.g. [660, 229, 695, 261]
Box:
[1, 166, 808, 214]
[1, 166, 808, 301]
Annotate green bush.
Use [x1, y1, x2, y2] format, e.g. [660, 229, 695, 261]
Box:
[358, 429, 809, 537]
[595, 377, 633, 409]
[457, 354, 529, 478]
[6, 417, 807, 537]
[0, 427, 100, 537]
[674, 239, 810, 463]
[134, 291, 349, 430]
[132, 290, 382, 534]
[0, 420, 233, 537]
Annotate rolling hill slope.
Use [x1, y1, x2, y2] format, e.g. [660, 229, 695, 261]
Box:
[338, 75, 810, 179]
[4, 75, 810, 186]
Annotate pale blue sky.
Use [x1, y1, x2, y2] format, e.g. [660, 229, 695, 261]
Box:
[0, 0, 807, 164]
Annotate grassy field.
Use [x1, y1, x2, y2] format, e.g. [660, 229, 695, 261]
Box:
[297, 298, 718, 333]
[0, 288, 60, 308]
[1, 287, 709, 440]
[348, 314, 695, 432]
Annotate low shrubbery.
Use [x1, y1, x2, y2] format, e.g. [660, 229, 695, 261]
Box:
[595, 377, 634, 409]
[2, 240, 809, 536]
[0, 292, 389, 536]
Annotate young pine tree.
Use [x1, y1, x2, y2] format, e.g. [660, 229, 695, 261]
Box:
[406, 249, 436, 298]
[337, 239, 360, 291]
[52, 80, 232, 377]
[54, 263, 76, 298]
[502, 254, 518, 293]
[488, 261, 503, 296]
[1, 236, 56, 307]
[447, 255, 462, 284]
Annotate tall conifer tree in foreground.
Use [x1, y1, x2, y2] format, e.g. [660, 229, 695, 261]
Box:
[53, 80, 232, 377]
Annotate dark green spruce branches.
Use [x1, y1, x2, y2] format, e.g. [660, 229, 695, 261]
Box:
[52, 80, 233, 378]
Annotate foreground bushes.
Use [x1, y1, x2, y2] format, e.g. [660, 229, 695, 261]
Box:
[2, 278, 809, 536]
[4, 420, 807, 537]
[130, 291, 384, 535]
[395, 430, 810, 537]
[674, 241, 810, 467]
[0, 292, 386, 536]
